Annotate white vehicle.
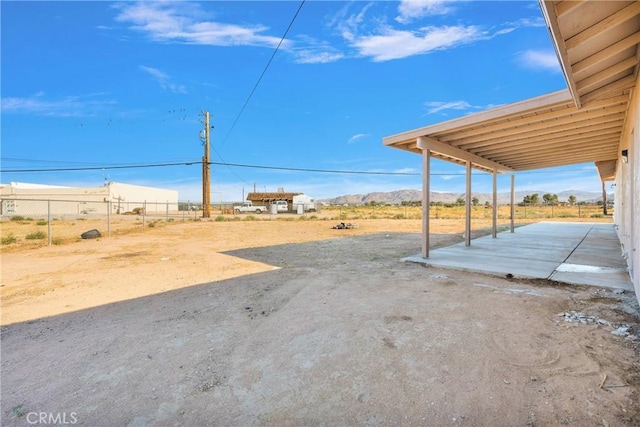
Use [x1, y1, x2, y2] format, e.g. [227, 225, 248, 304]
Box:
[233, 202, 267, 214]
[273, 200, 288, 212]
[292, 194, 317, 212]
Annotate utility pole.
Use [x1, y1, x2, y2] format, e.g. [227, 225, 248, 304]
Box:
[201, 111, 212, 218]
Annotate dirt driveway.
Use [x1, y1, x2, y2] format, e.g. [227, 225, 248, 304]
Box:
[1, 219, 639, 426]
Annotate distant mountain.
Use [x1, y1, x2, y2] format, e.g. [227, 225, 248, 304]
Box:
[321, 189, 613, 205]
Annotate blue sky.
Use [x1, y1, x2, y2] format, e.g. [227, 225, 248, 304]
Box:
[1, 0, 607, 202]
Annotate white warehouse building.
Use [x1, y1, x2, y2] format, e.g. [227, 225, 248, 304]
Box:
[0, 182, 179, 217]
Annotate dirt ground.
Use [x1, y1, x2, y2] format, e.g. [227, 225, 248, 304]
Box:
[1, 218, 639, 426]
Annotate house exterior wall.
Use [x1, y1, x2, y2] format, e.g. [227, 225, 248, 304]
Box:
[614, 74, 640, 297]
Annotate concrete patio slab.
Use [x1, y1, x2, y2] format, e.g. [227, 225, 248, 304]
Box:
[404, 222, 633, 291]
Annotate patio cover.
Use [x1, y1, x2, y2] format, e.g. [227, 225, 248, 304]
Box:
[383, 0, 640, 257]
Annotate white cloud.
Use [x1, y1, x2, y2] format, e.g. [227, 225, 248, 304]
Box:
[394, 167, 419, 174]
[1, 93, 117, 117]
[439, 174, 462, 181]
[424, 100, 472, 115]
[292, 36, 344, 64]
[396, 0, 453, 24]
[114, 2, 285, 48]
[517, 49, 560, 72]
[139, 65, 187, 94]
[351, 25, 485, 62]
[332, 2, 376, 43]
[331, 3, 547, 63]
[423, 100, 491, 115]
[348, 133, 368, 144]
[294, 50, 344, 64]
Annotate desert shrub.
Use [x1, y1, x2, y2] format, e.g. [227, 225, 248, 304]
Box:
[52, 237, 64, 245]
[167, 218, 175, 223]
[591, 213, 604, 218]
[392, 214, 405, 220]
[36, 220, 48, 226]
[244, 215, 257, 221]
[214, 216, 226, 222]
[1, 233, 17, 245]
[10, 216, 25, 222]
[25, 231, 46, 240]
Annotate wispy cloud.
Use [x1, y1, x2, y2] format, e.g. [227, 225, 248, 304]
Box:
[352, 24, 486, 62]
[292, 36, 344, 64]
[394, 167, 418, 174]
[516, 49, 560, 72]
[1, 93, 117, 117]
[332, 2, 546, 63]
[423, 100, 487, 115]
[113, 2, 285, 48]
[439, 174, 462, 181]
[396, 0, 454, 24]
[333, 2, 487, 62]
[348, 133, 368, 144]
[504, 17, 546, 28]
[139, 65, 187, 94]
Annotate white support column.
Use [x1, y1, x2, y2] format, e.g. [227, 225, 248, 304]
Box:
[421, 143, 431, 258]
[510, 174, 515, 233]
[465, 161, 472, 246]
[492, 169, 498, 238]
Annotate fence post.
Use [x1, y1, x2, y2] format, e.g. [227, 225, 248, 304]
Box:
[166, 201, 169, 222]
[47, 200, 52, 246]
[107, 201, 111, 237]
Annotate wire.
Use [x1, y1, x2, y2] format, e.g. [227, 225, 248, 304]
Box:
[220, 0, 306, 146]
[1, 159, 600, 176]
[2, 161, 199, 173]
[209, 161, 420, 175]
[1, 160, 420, 175]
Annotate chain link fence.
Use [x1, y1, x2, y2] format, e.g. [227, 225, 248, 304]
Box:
[1, 198, 610, 248]
[0, 198, 209, 247]
[322, 203, 609, 220]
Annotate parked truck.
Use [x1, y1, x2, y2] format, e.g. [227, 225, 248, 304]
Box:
[292, 194, 317, 213]
[233, 201, 267, 214]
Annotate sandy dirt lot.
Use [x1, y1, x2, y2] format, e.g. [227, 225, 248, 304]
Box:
[1, 218, 639, 426]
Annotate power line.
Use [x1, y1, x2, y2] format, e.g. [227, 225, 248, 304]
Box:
[1, 160, 420, 175]
[220, 0, 306, 146]
[210, 161, 420, 175]
[2, 161, 199, 173]
[2, 158, 600, 176]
